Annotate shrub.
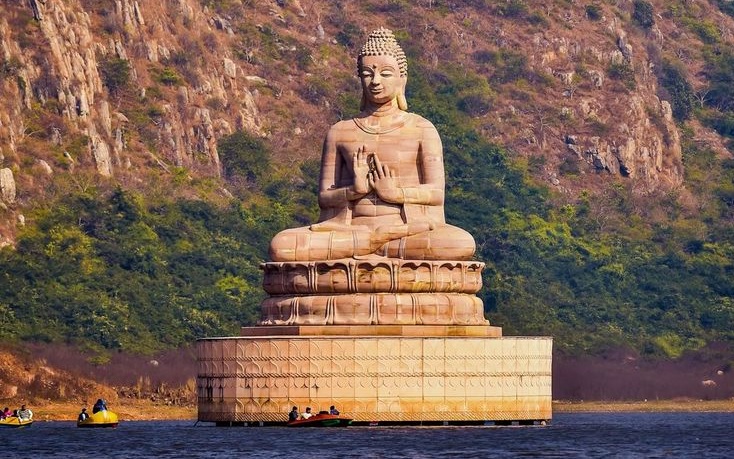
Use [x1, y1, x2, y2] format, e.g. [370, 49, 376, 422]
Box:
[1, 57, 21, 79]
[586, 4, 602, 21]
[489, 50, 530, 84]
[156, 67, 182, 86]
[685, 19, 721, 44]
[632, 0, 654, 29]
[657, 60, 694, 121]
[498, 0, 528, 18]
[298, 76, 332, 105]
[702, 110, 734, 138]
[527, 11, 549, 27]
[715, 0, 734, 18]
[336, 23, 362, 49]
[458, 93, 494, 117]
[559, 155, 582, 176]
[607, 62, 636, 90]
[217, 131, 271, 184]
[98, 57, 130, 95]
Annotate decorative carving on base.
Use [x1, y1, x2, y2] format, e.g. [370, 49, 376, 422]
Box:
[261, 259, 484, 295]
[196, 335, 553, 424]
[260, 292, 488, 326]
[260, 259, 487, 326]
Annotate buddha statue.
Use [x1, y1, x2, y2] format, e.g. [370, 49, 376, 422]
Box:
[260, 28, 487, 327]
[269, 27, 476, 262]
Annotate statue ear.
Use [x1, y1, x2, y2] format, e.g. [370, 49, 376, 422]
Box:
[359, 92, 366, 111]
[397, 77, 408, 110]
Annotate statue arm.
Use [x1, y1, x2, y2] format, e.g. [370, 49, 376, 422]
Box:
[372, 122, 445, 206]
[406, 123, 445, 205]
[318, 128, 367, 210]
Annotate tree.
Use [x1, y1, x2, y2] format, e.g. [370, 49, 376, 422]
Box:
[218, 131, 271, 185]
[658, 60, 694, 121]
[98, 57, 130, 96]
[632, 0, 654, 29]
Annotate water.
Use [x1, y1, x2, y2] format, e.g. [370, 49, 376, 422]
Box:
[1, 413, 733, 458]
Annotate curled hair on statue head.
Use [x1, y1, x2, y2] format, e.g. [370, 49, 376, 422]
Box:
[357, 27, 408, 77]
[358, 27, 408, 111]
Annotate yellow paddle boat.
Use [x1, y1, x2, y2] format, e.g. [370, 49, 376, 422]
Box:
[0, 417, 33, 428]
[77, 410, 119, 428]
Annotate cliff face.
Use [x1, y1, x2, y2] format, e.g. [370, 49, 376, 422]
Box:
[1, 0, 731, 244]
[1, 0, 263, 175]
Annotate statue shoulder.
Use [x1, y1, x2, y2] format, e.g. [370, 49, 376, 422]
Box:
[405, 112, 440, 142]
[330, 119, 355, 130]
[405, 112, 438, 130]
[324, 119, 355, 142]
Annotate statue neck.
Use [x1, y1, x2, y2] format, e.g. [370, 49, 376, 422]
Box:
[354, 103, 408, 135]
[364, 99, 401, 118]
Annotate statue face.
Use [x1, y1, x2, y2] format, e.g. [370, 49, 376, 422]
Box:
[359, 54, 405, 105]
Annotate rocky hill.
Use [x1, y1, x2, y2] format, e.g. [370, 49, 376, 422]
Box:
[2, 0, 732, 244]
[2, 0, 734, 398]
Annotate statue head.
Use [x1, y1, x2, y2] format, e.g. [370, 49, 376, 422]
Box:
[357, 27, 408, 111]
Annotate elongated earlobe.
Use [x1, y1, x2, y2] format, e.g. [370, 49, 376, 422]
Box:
[397, 78, 408, 110]
[397, 92, 408, 111]
[360, 92, 366, 111]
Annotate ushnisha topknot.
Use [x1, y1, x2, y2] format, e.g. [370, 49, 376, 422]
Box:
[357, 27, 408, 77]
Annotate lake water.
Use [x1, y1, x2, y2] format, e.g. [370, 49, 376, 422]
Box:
[1, 412, 733, 458]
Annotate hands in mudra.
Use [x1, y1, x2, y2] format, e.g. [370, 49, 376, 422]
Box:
[353, 147, 403, 204]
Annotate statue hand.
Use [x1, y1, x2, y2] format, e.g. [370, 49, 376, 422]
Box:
[369, 154, 402, 203]
[352, 146, 371, 195]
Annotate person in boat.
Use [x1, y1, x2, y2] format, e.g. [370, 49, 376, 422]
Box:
[17, 404, 32, 421]
[92, 398, 107, 414]
[329, 405, 340, 415]
[0, 407, 11, 419]
[300, 407, 313, 420]
[78, 408, 89, 422]
[288, 406, 299, 422]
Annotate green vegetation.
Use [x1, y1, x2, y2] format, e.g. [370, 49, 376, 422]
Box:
[0, 183, 301, 354]
[632, 0, 654, 29]
[98, 57, 131, 96]
[1, 57, 21, 79]
[716, 0, 734, 17]
[497, 0, 528, 19]
[607, 62, 636, 90]
[657, 60, 694, 121]
[405, 57, 734, 355]
[585, 4, 602, 21]
[218, 131, 271, 185]
[3, 0, 734, 364]
[155, 67, 182, 86]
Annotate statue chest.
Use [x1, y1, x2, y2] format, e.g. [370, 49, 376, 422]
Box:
[340, 135, 422, 179]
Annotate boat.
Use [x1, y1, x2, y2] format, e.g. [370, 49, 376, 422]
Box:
[77, 410, 119, 428]
[0, 417, 33, 428]
[287, 411, 352, 427]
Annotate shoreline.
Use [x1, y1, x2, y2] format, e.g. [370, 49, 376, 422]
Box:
[553, 398, 734, 413]
[22, 400, 197, 422]
[17, 398, 734, 422]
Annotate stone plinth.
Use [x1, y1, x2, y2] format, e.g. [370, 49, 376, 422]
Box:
[260, 259, 488, 326]
[196, 328, 552, 425]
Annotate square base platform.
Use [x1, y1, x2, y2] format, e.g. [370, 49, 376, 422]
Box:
[197, 329, 552, 425]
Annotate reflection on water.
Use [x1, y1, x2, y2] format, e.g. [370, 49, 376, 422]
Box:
[1, 413, 733, 458]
